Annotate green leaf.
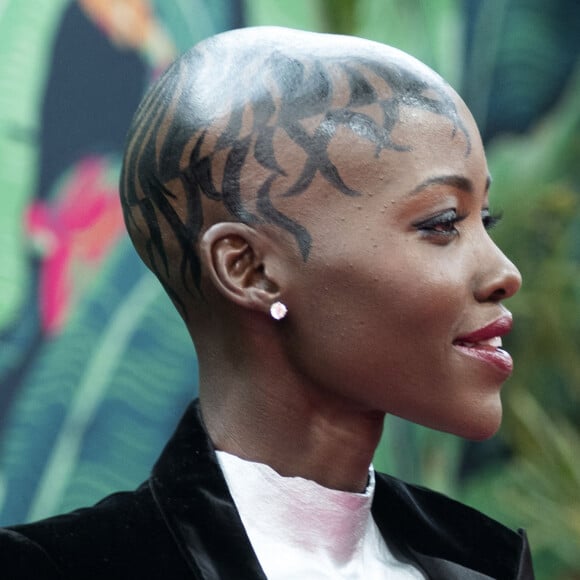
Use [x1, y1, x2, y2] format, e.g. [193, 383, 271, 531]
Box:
[0, 240, 197, 524]
[245, 0, 322, 31]
[0, 0, 70, 330]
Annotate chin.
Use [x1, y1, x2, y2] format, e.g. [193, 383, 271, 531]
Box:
[422, 395, 504, 441]
[458, 404, 503, 442]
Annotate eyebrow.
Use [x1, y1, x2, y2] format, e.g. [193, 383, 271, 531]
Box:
[408, 174, 491, 196]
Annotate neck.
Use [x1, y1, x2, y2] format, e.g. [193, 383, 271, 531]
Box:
[199, 372, 385, 493]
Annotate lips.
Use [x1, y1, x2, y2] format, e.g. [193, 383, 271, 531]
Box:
[453, 314, 514, 375]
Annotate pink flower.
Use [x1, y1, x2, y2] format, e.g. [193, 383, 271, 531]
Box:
[25, 156, 125, 335]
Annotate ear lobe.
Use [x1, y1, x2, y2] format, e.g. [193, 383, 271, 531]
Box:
[201, 222, 280, 312]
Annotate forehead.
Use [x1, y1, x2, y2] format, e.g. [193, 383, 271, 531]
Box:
[327, 100, 484, 194]
[264, 101, 484, 222]
[187, 42, 484, 256]
[197, 47, 476, 205]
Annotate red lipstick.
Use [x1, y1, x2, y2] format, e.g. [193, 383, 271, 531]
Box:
[453, 315, 514, 376]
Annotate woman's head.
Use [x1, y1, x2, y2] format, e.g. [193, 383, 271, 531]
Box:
[120, 27, 521, 440]
[120, 27, 469, 309]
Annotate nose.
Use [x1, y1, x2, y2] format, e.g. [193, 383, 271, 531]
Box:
[474, 239, 522, 303]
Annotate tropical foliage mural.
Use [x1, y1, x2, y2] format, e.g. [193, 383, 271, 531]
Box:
[0, 0, 242, 523]
[0, 1, 578, 578]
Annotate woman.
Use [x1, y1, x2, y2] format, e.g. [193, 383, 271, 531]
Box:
[1, 27, 533, 579]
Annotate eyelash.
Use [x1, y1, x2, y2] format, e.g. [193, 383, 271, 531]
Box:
[414, 209, 503, 239]
[482, 209, 503, 231]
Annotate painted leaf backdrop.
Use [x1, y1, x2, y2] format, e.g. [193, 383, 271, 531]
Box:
[462, 0, 580, 141]
[0, 0, 243, 525]
[1, 3, 578, 577]
[1, 239, 196, 523]
[0, 0, 69, 330]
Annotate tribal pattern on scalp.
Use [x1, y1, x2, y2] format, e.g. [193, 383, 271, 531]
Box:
[120, 46, 470, 314]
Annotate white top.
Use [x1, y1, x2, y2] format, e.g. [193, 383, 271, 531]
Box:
[216, 451, 426, 579]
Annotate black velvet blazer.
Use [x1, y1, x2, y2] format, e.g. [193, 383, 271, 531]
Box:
[1, 401, 534, 579]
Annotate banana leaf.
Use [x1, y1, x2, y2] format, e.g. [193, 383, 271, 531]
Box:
[0, 238, 197, 525]
[0, 0, 70, 330]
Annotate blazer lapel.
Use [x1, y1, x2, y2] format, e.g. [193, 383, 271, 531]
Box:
[407, 539, 534, 580]
[372, 473, 535, 580]
[514, 530, 535, 580]
[149, 401, 267, 580]
[409, 550, 495, 580]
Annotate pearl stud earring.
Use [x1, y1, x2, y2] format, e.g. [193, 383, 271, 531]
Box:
[270, 301, 288, 321]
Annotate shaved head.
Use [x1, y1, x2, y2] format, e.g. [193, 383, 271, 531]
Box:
[116, 26, 519, 453]
[120, 26, 470, 318]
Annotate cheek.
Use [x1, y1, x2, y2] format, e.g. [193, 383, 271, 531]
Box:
[286, 246, 468, 390]
[368, 251, 467, 334]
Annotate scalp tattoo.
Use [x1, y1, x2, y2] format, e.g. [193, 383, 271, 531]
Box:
[120, 43, 470, 314]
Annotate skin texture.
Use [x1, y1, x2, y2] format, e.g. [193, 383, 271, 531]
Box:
[120, 27, 522, 492]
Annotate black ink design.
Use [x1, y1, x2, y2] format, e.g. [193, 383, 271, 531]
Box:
[120, 44, 470, 313]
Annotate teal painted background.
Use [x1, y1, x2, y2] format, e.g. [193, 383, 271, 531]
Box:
[0, 1, 578, 577]
[0, 0, 242, 525]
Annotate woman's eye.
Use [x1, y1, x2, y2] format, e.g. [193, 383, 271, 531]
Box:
[482, 208, 503, 231]
[414, 209, 466, 240]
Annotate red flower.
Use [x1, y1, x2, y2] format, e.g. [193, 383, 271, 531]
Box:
[25, 156, 125, 335]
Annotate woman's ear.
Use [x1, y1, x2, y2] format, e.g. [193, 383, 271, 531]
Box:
[200, 222, 280, 313]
